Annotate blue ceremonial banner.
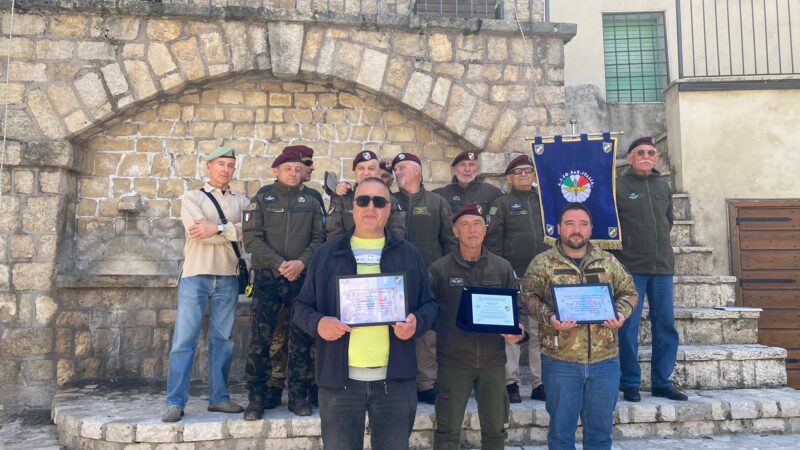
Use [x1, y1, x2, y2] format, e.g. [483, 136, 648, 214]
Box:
[530, 133, 622, 249]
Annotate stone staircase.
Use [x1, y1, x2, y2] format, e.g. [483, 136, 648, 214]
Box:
[48, 193, 800, 449]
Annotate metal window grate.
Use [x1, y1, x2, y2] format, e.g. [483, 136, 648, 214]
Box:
[603, 12, 670, 102]
[415, 0, 503, 19]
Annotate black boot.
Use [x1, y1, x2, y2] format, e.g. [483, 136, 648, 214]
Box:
[506, 383, 522, 403]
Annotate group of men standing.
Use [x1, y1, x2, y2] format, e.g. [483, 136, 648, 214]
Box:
[162, 136, 686, 450]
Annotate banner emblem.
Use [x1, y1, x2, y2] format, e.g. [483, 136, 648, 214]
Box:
[559, 171, 594, 203]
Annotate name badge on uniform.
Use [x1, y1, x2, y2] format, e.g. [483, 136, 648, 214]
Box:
[413, 207, 429, 216]
[449, 277, 464, 286]
[265, 207, 284, 213]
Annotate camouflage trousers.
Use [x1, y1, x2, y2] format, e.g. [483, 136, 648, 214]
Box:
[267, 305, 316, 389]
[245, 270, 312, 403]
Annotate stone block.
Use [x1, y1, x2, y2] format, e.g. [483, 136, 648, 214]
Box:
[10, 233, 34, 259]
[184, 420, 224, 441]
[28, 90, 65, 139]
[171, 37, 205, 81]
[357, 48, 388, 91]
[0, 327, 53, 356]
[125, 60, 158, 100]
[269, 22, 304, 78]
[101, 63, 130, 96]
[12, 262, 54, 290]
[403, 71, 433, 111]
[147, 19, 182, 41]
[428, 34, 453, 62]
[136, 422, 181, 443]
[444, 85, 477, 135]
[34, 295, 57, 325]
[751, 418, 786, 433]
[227, 419, 265, 439]
[0, 293, 16, 323]
[105, 422, 135, 443]
[224, 22, 252, 71]
[199, 32, 226, 65]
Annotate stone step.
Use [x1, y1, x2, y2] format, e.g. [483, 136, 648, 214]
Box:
[507, 433, 800, 449]
[674, 246, 714, 276]
[51, 382, 800, 448]
[672, 193, 691, 221]
[670, 220, 693, 246]
[636, 344, 787, 390]
[639, 308, 759, 345]
[673, 275, 737, 308]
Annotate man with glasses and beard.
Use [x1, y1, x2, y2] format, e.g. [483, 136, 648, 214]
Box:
[293, 177, 437, 450]
[434, 151, 502, 220]
[520, 203, 637, 449]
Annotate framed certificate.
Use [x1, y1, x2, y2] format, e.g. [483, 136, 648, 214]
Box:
[456, 286, 522, 335]
[335, 273, 408, 327]
[551, 283, 616, 324]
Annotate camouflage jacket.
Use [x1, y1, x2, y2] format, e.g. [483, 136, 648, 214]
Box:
[520, 242, 638, 364]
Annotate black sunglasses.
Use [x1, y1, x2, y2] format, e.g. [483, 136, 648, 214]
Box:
[301, 159, 314, 166]
[355, 195, 389, 209]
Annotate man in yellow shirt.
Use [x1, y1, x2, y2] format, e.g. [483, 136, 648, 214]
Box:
[293, 178, 438, 450]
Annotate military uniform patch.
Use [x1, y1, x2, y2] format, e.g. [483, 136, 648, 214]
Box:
[245, 202, 258, 211]
[413, 207, 429, 215]
[264, 195, 276, 203]
[243, 211, 252, 222]
[489, 206, 498, 216]
[449, 277, 464, 286]
[327, 205, 336, 216]
[297, 196, 306, 203]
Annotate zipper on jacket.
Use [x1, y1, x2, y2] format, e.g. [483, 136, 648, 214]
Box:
[645, 178, 660, 261]
[525, 191, 537, 244]
[284, 194, 292, 255]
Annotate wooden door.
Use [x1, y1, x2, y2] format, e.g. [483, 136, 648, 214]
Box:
[729, 200, 800, 388]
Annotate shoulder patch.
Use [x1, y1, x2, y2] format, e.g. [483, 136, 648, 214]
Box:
[245, 202, 258, 211]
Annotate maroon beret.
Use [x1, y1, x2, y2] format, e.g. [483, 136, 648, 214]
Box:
[352, 150, 378, 170]
[451, 150, 479, 167]
[391, 152, 421, 169]
[379, 160, 391, 172]
[452, 203, 485, 223]
[627, 136, 656, 154]
[282, 144, 314, 158]
[505, 154, 534, 174]
[272, 149, 304, 168]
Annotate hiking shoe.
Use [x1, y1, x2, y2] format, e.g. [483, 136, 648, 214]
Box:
[531, 384, 547, 401]
[162, 405, 184, 422]
[243, 402, 263, 421]
[506, 383, 522, 404]
[288, 398, 312, 416]
[207, 399, 244, 413]
[652, 386, 688, 401]
[264, 387, 283, 410]
[622, 387, 641, 402]
[417, 388, 436, 405]
[308, 385, 319, 407]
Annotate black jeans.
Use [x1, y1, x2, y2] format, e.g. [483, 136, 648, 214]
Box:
[318, 378, 417, 450]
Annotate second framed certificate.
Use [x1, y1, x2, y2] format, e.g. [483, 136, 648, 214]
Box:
[335, 273, 408, 327]
[456, 286, 522, 335]
[551, 283, 616, 324]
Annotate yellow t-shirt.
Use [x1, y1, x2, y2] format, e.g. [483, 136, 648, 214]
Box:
[347, 236, 390, 369]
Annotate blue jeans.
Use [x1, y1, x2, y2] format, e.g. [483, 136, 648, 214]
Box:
[542, 355, 619, 450]
[618, 274, 679, 390]
[165, 275, 238, 407]
[318, 379, 417, 450]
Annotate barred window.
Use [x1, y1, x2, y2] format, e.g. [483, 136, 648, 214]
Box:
[415, 0, 502, 19]
[603, 12, 669, 102]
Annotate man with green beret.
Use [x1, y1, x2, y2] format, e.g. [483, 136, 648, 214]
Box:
[162, 147, 249, 422]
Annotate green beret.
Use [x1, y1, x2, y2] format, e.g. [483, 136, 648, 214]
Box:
[205, 146, 236, 161]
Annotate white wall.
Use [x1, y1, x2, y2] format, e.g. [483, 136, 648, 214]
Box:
[550, 0, 680, 95]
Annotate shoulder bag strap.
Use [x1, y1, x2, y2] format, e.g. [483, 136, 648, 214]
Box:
[200, 188, 242, 259]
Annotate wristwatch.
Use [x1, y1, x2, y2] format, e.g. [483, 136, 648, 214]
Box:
[216, 224, 225, 234]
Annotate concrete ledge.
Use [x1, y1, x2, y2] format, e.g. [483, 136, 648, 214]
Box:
[51, 381, 800, 448]
[0, 0, 577, 40]
[54, 274, 179, 288]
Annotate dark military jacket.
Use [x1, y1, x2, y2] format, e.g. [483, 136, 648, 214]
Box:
[242, 182, 325, 276]
[520, 242, 637, 364]
[485, 188, 550, 277]
[326, 188, 406, 239]
[612, 169, 675, 275]
[433, 178, 503, 219]
[394, 186, 457, 268]
[429, 247, 517, 370]
[260, 183, 327, 234]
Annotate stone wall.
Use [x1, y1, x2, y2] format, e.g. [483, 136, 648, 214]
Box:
[0, 3, 573, 408]
[73, 76, 491, 275]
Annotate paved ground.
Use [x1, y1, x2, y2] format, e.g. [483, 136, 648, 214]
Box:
[506, 434, 800, 449]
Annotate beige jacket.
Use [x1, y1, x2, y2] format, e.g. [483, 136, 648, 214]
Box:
[180, 182, 249, 278]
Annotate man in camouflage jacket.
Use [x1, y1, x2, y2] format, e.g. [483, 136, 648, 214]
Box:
[521, 203, 637, 450]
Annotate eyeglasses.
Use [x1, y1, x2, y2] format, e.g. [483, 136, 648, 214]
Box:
[510, 167, 535, 175]
[634, 149, 658, 157]
[355, 195, 389, 209]
[301, 159, 314, 166]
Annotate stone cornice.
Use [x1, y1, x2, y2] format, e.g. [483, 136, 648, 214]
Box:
[0, 0, 576, 41]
